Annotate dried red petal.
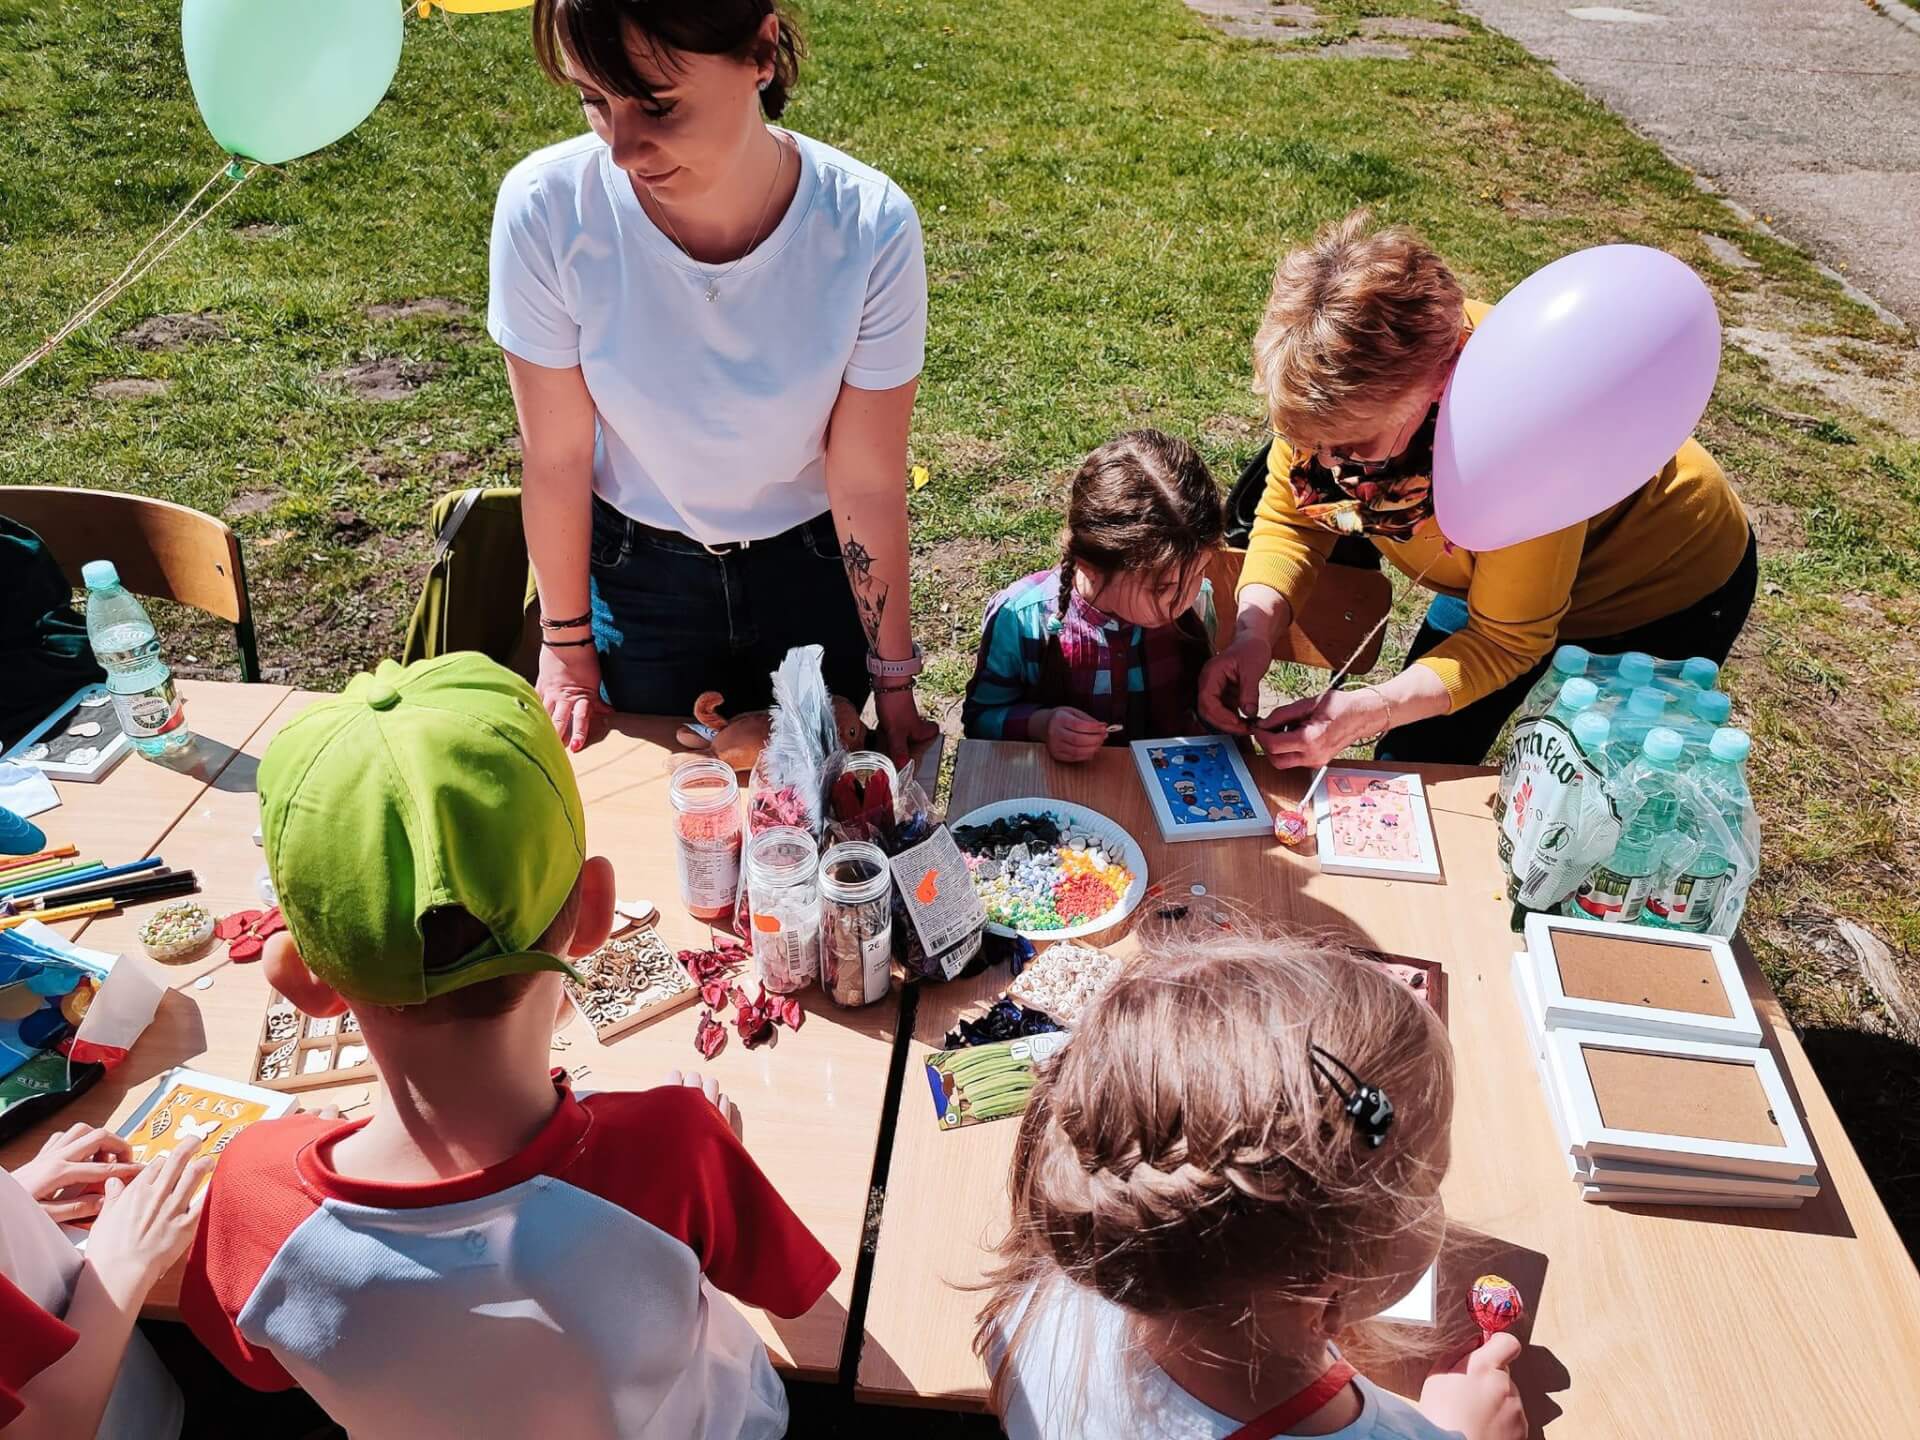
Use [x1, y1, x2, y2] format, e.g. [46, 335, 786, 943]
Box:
[699, 978, 731, 1009]
[727, 984, 751, 1011]
[694, 1009, 727, 1060]
[214, 910, 258, 941]
[253, 908, 286, 938]
[712, 931, 745, 952]
[775, 995, 804, 1031]
[228, 936, 264, 962]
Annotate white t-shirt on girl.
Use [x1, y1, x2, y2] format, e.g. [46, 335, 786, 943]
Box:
[488, 128, 927, 546]
[990, 1281, 1464, 1440]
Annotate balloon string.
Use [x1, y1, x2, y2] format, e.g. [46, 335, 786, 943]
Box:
[1319, 547, 1448, 703]
[0, 160, 259, 393]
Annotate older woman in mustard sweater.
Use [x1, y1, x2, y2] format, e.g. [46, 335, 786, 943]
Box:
[1199, 212, 1755, 768]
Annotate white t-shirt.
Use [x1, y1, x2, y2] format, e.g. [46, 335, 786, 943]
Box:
[990, 1281, 1464, 1440]
[0, 1167, 183, 1440]
[488, 128, 927, 545]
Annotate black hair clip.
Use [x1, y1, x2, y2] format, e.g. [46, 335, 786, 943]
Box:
[1311, 1044, 1394, 1148]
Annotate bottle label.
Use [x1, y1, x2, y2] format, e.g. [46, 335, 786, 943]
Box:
[1650, 870, 1726, 931]
[675, 833, 741, 912]
[1572, 866, 1649, 923]
[887, 828, 986, 978]
[112, 674, 181, 740]
[1501, 716, 1622, 911]
[859, 921, 894, 1003]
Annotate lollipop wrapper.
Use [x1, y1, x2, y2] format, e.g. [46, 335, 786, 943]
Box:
[1468, 1273, 1524, 1336]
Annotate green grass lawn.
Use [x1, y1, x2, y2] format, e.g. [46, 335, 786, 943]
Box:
[5, 0, 1920, 1421]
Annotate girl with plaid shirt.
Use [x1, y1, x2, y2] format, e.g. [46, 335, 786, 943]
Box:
[963, 431, 1225, 763]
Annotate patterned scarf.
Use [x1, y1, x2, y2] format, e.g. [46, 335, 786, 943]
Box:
[1286, 404, 1440, 542]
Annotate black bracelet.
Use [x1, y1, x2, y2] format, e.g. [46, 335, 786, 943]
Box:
[540, 611, 593, 631]
[541, 636, 597, 649]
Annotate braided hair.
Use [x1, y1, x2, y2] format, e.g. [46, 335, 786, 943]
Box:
[1054, 430, 1224, 634]
[974, 930, 1453, 1419]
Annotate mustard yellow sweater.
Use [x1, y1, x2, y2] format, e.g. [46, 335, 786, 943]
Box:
[1240, 302, 1750, 711]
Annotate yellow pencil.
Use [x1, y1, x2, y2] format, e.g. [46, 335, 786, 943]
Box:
[0, 844, 78, 875]
[0, 898, 114, 929]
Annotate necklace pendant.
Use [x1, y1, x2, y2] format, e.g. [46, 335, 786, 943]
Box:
[704, 284, 718, 303]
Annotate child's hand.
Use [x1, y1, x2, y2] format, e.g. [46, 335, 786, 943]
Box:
[667, 1069, 741, 1139]
[85, 1141, 214, 1312]
[1037, 707, 1109, 763]
[11, 1124, 145, 1223]
[1418, 1333, 1526, 1440]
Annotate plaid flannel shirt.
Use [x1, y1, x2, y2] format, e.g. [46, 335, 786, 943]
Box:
[961, 569, 1216, 743]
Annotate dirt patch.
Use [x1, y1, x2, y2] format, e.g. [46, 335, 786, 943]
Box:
[330, 508, 375, 544]
[1727, 323, 1920, 438]
[89, 378, 169, 400]
[1185, 0, 1318, 41]
[1744, 498, 1806, 552]
[1358, 16, 1464, 38]
[227, 489, 283, 519]
[117, 313, 225, 350]
[319, 359, 441, 402]
[234, 223, 284, 240]
[923, 434, 1008, 481]
[1701, 233, 1760, 272]
[1201, 410, 1262, 452]
[365, 298, 473, 323]
[1277, 38, 1413, 59]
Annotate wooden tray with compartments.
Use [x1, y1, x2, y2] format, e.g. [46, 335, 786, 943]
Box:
[565, 925, 700, 1044]
[252, 989, 376, 1091]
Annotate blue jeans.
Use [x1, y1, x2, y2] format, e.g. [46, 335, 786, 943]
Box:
[1375, 528, 1758, 766]
[588, 498, 871, 716]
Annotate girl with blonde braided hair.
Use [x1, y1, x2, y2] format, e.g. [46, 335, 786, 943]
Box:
[976, 934, 1525, 1440]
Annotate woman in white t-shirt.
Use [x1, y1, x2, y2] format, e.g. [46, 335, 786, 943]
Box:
[491, 0, 935, 758]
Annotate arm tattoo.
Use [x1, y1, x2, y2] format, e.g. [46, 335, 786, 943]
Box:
[841, 535, 888, 649]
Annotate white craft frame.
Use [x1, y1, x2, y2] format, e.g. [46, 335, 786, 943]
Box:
[1510, 952, 1582, 1179]
[1575, 1154, 1821, 1201]
[1520, 913, 1761, 1047]
[1312, 767, 1442, 882]
[1542, 1027, 1816, 1180]
[1578, 1184, 1806, 1210]
[117, 1066, 295, 1141]
[4, 684, 131, 782]
[1130, 737, 1272, 842]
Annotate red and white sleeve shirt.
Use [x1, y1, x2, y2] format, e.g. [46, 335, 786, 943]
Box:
[180, 1078, 837, 1440]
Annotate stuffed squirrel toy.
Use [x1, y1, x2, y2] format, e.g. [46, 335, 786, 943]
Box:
[676, 690, 867, 772]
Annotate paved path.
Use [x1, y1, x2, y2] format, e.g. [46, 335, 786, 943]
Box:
[1461, 0, 1920, 331]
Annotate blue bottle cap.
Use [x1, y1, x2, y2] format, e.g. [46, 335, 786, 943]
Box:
[1617, 651, 1656, 686]
[1682, 656, 1721, 690]
[1553, 644, 1591, 676]
[1642, 727, 1685, 764]
[0, 806, 47, 857]
[1627, 686, 1669, 718]
[1558, 677, 1599, 712]
[1572, 711, 1611, 752]
[81, 560, 121, 591]
[1690, 690, 1732, 725]
[1708, 727, 1752, 764]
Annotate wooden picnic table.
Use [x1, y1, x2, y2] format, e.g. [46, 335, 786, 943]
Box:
[1, 684, 933, 1381]
[854, 739, 1920, 1437]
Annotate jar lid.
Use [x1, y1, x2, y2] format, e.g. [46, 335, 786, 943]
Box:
[748, 825, 820, 883]
[821, 840, 891, 904]
[670, 756, 741, 813]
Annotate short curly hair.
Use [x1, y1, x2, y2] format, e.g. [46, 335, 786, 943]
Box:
[1252, 209, 1466, 448]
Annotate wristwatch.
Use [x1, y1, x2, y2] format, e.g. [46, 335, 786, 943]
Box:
[866, 643, 925, 681]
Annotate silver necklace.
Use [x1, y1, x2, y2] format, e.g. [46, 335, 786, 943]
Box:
[646, 130, 790, 303]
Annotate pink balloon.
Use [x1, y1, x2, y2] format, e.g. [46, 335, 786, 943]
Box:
[1433, 245, 1721, 552]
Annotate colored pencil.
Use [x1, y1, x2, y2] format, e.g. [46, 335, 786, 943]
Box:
[3, 858, 161, 902]
[0, 862, 104, 896]
[9, 871, 197, 914]
[0, 845, 78, 875]
[0, 899, 114, 930]
[0, 856, 93, 885]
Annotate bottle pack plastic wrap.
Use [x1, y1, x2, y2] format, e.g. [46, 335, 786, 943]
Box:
[733, 647, 846, 938]
[1499, 653, 1760, 937]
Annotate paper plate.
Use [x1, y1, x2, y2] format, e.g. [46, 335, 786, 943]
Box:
[950, 799, 1149, 942]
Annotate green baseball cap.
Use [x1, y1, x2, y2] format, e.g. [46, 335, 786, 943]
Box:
[258, 654, 587, 1007]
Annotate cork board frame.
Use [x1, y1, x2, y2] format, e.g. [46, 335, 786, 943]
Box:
[1521, 914, 1760, 1046]
[1543, 1028, 1815, 1180]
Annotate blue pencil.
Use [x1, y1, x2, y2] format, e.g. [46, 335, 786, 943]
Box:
[1, 857, 162, 901]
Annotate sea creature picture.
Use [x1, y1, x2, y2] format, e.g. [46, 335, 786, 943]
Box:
[1131, 738, 1274, 843]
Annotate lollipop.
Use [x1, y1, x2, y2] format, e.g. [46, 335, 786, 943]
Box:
[1468, 1273, 1524, 1341]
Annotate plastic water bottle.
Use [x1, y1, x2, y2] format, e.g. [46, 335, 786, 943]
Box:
[1679, 689, 1731, 753]
[1608, 686, 1671, 766]
[83, 561, 193, 759]
[1681, 656, 1721, 691]
[1495, 677, 1598, 827]
[1571, 726, 1686, 924]
[1608, 651, 1656, 700]
[1519, 645, 1592, 723]
[1647, 728, 1752, 932]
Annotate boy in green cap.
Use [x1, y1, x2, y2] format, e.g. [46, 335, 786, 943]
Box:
[180, 655, 836, 1440]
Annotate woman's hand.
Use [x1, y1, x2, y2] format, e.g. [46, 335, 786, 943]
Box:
[537, 641, 610, 753]
[874, 686, 938, 767]
[1032, 706, 1109, 764]
[1198, 632, 1275, 735]
[11, 1124, 144, 1224]
[1419, 1334, 1527, 1440]
[85, 1141, 215, 1312]
[1252, 687, 1391, 771]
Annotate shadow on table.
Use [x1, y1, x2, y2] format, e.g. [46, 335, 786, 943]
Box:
[1798, 1024, 1920, 1259]
[1353, 1226, 1566, 1438]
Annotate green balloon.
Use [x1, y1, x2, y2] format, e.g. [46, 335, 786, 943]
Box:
[182, 0, 403, 166]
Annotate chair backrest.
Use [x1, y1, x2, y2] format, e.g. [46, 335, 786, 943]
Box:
[0, 486, 258, 680]
[1205, 547, 1392, 674]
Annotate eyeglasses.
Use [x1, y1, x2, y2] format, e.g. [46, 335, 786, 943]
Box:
[1321, 400, 1431, 475]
